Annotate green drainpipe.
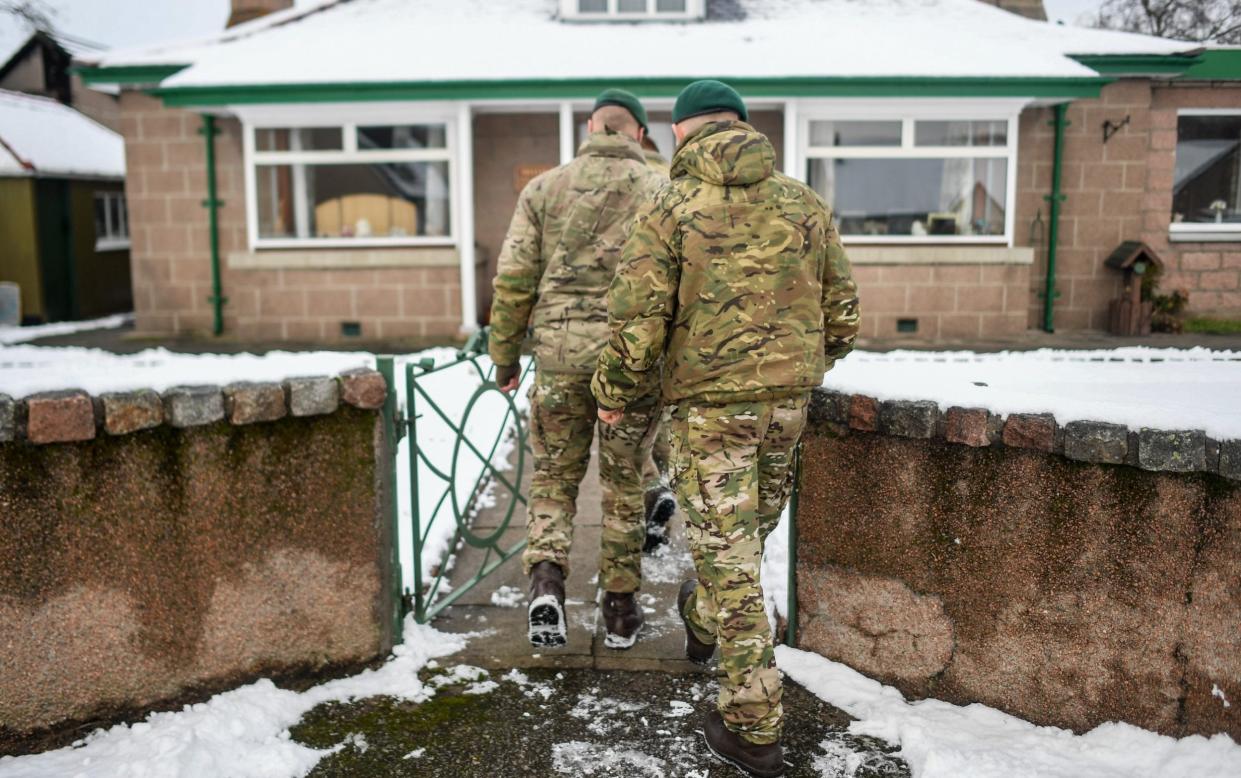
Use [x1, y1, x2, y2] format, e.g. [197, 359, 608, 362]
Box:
[200, 114, 226, 335]
[1042, 103, 1068, 333]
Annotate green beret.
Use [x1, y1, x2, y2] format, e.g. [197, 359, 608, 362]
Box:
[672, 79, 748, 124]
[592, 88, 649, 131]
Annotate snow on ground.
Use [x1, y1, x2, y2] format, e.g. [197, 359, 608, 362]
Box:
[779, 646, 1241, 778]
[0, 313, 133, 346]
[826, 347, 1241, 440]
[0, 621, 464, 778]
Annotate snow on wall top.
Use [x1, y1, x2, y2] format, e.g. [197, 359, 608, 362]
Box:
[0, 89, 125, 179]
[92, 0, 1197, 89]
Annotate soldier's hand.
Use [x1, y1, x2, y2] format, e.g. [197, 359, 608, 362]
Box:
[597, 408, 624, 426]
[494, 363, 521, 394]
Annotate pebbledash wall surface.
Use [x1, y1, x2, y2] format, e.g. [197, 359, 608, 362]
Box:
[0, 369, 395, 754]
[795, 387, 1241, 742]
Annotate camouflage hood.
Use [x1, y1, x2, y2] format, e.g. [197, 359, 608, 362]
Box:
[670, 121, 775, 186]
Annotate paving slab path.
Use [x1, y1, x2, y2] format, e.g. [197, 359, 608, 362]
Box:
[283, 440, 912, 776]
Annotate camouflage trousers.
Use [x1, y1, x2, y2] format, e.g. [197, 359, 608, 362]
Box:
[668, 394, 809, 745]
[522, 369, 660, 593]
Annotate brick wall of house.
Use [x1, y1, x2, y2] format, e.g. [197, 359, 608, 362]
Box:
[851, 260, 1030, 340]
[1017, 80, 1241, 332]
[121, 91, 463, 342]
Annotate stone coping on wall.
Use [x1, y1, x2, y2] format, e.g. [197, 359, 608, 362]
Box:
[0, 369, 387, 446]
[809, 387, 1240, 481]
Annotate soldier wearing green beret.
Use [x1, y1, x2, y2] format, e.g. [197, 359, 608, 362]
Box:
[592, 79, 860, 777]
[489, 88, 665, 651]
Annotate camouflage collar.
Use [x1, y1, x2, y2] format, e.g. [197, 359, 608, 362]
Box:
[670, 120, 774, 186]
[676, 119, 756, 152]
[576, 130, 646, 163]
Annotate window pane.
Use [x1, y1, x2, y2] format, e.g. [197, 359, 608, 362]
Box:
[357, 125, 448, 150]
[808, 121, 901, 147]
[117, 197, 129, 238]
[94, 195, 108, 239]
[807, 157, 1007, 237]
[578, 0, 607, 11]
[915, 120, 1007, 147]
[109, 196, 125, 238]
[617, 0, 647, 11]
[255, 127, 343, 152]
[656, 0, 686, 10]
[257, 162, 452, 239]
[1174, 115, 1241, 225]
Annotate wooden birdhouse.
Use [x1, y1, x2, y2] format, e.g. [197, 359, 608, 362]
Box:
[1105, 242, 1165, 336]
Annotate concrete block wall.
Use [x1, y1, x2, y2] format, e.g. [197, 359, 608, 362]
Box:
[851, 261, 1030, 340]
[120, 91, 463, 342]
[0, 369, 395, 754]
[798, 387, 1241, 742]
[1016, 80, 1241, 331]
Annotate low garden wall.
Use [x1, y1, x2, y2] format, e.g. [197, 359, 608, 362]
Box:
[796, 387, 1240, 741]
[0, 369, 395, 754]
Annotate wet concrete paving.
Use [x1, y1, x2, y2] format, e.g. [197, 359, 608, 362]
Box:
[292, 665, 908, 778]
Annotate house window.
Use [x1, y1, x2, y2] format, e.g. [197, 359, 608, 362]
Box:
[562, 0, 702, 20]
[1171, 111, 1241, 241]
[246, 122, 453, 248]
[803, 116, 1016, 244]
[93, 191, 129, 251]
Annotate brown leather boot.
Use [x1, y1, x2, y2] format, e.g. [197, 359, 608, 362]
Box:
[678, 580, 716, 664]
[600, 591, 644, 649]
[703, 710, 785, 777]
[528, 561, 566, 647]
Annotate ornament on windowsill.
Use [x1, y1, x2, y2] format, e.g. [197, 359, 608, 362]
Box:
[355, 218, 373, 237]
[1210, 200, 1228, 224]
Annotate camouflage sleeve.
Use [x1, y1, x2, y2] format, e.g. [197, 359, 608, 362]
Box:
[821, 210, 861, 365]
[591, 193, 679, 411]
[488, 182, 544, 367]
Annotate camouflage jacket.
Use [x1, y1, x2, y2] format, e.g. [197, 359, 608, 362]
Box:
[644, 149, 671, 177]
[488, 130, 665, 374]
[591, 120, 860, 410]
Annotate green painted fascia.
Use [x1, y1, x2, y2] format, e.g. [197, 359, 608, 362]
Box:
[1180, 49, 1241, 80]
[76, 64, 188, 86]
[151, 76, 1110, 106]
[1072, 53, 1202, 77]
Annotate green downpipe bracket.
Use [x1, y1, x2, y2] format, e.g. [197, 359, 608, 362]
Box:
[1042, 103, 1069, 333]
[200, 114, 227, 336]
[785, 442, 802, 647]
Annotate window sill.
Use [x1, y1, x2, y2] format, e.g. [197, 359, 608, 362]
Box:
[94, 239, 131, 252]
[847, 246, 1033, 265]
[229, 246, 460, 270]
[1169, 228, 1241, 243]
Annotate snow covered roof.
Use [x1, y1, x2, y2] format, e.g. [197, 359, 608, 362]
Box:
[0, 89, 125, 178]
[86, 0, 1198, 93]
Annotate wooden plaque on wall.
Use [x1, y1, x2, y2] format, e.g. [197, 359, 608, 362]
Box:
[514, 164, 555, 194]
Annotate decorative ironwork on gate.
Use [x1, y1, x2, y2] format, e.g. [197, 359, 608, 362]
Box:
[378, 329, 534, 631]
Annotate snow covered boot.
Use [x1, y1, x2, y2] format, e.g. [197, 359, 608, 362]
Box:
[642, 486, 677, 553]
[527, 561, 566, 647]
[678, 580, 716, 665]
[703, 710, 785, 778]
[601, 591, 644, 649]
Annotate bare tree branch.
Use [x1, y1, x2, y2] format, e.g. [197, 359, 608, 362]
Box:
[1093, 0, 1241, 44]
[0, 1, 57, 34]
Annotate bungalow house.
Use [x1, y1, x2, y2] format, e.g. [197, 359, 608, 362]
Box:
[77, 0, 1241, 342]
[0, 89, 132, 324]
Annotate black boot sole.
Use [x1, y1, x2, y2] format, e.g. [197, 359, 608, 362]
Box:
[701, 729, 787, 778]
[528, 594, 566, 647]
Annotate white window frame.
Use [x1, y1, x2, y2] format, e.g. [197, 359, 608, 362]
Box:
[1170, 108, 1241, 243]
[240, 105, 458, 250]
[798, 99, 1021, 246]
[560, 0, 704, 22]
[94, 190, 130, 251]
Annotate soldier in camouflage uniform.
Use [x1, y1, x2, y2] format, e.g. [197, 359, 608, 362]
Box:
[593, 81, 859, 777]
[638, 134, 678, 552]
[489, 89, 665, 650]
